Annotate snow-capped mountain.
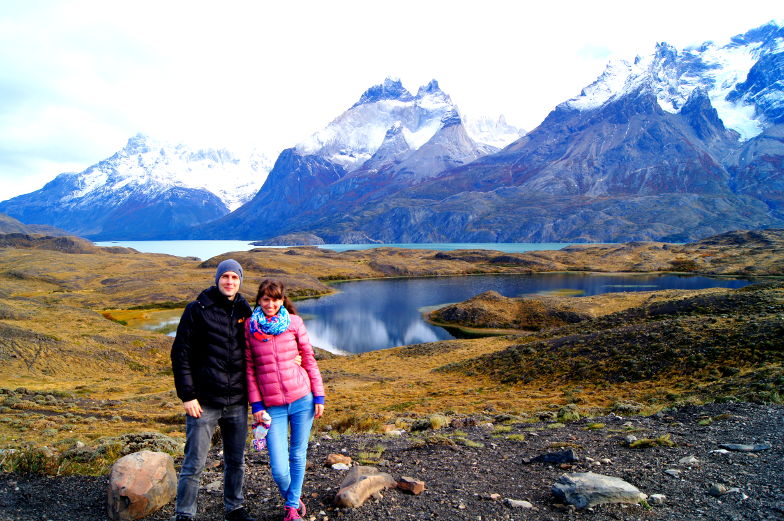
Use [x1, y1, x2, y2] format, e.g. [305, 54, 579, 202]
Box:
[296, 78, 524, 167]
[208, 21, 784, 244]
[192, 79, 524, 241]
[72, 133, 273, 211]
[566, 22, 784, 140]
[0, 134, 273, 239]
[462, 114, 526, 149]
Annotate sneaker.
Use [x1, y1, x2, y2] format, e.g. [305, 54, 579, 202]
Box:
[283, 506, 303, 521]
[225, 506, 256, 521]
[298, 499, 307, 516]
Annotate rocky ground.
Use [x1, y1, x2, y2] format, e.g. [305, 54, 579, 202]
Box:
[1, 401, 782, 521]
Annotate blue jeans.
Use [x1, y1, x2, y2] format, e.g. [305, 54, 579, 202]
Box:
[266, 393, 315, 509]
[175, 403, 248, 517]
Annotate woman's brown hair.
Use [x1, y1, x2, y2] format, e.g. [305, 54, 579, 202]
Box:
[254, 279, 297, 315]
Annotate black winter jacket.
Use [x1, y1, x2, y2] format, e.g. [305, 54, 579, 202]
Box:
[171, 286, 253, 407]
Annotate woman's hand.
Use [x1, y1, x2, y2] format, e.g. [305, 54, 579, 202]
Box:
[183, 399, 202, 418]
[314, 403, 324, 419]
[253, 410, 267, 423]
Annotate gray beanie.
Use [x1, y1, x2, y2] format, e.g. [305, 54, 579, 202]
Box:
[215, 259, 243, 286]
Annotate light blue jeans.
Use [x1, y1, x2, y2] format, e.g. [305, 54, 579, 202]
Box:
[175, 403, 248, 517]
[266, 393, 315, 509]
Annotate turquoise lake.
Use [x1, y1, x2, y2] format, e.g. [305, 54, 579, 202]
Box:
[93, 240, 579, 260]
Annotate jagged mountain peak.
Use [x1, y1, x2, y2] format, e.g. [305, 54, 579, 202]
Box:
[296, 77, 520, 170]
[417, 79, 442, 96]
[352, 77, 413, 108]
[565, 21, 784, 141]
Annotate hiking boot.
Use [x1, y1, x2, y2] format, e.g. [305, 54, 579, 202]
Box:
[283, 506, 303, 521]
[225, 506, 256, 521]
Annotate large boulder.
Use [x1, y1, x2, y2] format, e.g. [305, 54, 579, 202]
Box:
[552, 472, 646, 509]
[107, 450, 177, 520]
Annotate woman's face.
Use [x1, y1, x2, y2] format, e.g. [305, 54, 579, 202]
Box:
[258, 294, 284, 317]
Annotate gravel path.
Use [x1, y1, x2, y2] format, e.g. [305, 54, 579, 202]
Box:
[1, 402, 782, 521]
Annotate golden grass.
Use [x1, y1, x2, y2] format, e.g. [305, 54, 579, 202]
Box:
[1, 237, 782, 451]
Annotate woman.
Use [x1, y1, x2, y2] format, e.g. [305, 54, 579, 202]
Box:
[245, 279, 325, 521]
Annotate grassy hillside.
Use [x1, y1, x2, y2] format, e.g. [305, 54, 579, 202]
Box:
[0, 230, 782, 459]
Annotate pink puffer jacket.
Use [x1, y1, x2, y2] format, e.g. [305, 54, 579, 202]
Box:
[244, 314, 325, 407]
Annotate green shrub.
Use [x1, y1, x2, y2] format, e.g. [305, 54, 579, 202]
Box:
[429, 414, 449, 430]
[629, 433, 676, 449]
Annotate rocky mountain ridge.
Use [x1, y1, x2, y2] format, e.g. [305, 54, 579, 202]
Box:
[1, 23, 782, 242]
[193, 21, 784, 243]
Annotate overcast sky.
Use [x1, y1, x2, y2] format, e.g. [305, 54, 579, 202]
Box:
[0, 0, 781, 201]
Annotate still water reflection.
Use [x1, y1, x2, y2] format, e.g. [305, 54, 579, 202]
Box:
[296, 273, 751, 354]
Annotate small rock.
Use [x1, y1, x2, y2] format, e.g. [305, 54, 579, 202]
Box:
[679, 456, 699, 466]
[623, 435, 637, 445]
[719, 442, 771, 452]
[649, 494, 666, 505]
[331, 463, 350, 471]
[529, 448, 578, 464]
[397, 476, 425, 495]
[708, 483, 728, 497]
[506, 498, 534, 509]
[325, 454, 352, 466]
[203, 481, 221, 493]
[664, 469, 681, 478]
[710, 449, 730, 454]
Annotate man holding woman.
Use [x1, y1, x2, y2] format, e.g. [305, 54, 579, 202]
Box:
[171, 260, 325, 521]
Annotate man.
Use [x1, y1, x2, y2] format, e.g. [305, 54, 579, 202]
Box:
[171, 259, 255, 521]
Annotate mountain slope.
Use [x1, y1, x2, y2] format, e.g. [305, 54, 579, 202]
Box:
[238, 21, 784, 243]
[0, 134, 272, 240]
[189, 79, 523, 241]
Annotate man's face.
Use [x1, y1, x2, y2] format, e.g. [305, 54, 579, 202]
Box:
[218, 271, 241, 300]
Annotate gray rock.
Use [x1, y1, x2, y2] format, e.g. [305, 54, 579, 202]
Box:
[528, 448, 578, 464]
[709, 483, 728, 497]
[679, 455, 699, 466]
[664, 469, 681, 478]
[203, 481, 222, 494]
[719, 442, 771, 452]
[649, 494, 666, 505]
[552, 472, 647, 509]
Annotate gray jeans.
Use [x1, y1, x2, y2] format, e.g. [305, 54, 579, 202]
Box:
[175, 403, 248, 517]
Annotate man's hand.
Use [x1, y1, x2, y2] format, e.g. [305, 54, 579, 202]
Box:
[253, 410, 267, 423]
[183, 399, 202, 418]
